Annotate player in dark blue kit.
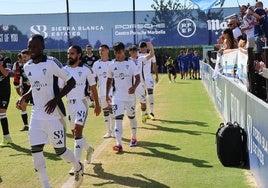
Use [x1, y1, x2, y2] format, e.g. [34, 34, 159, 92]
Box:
[186, 49, 194, 79]
[178, 50, 189, 80]
[192, 50, 201, 80]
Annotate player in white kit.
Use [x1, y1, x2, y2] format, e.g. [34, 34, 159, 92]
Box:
[59, 45, 101, 175]
[106, 42, 140, 152]
[138, 41, 158, 120]
[92, 44, 115, 138]
[128, 42, 155, 124]
[16, 34, 83, 188]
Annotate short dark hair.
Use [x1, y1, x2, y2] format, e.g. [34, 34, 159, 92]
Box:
[86, 44, 92, 48]
[139, 41, 147, 48]
[70, 45, 83, 59]
[128, 45, 138, 51]
[31, 34, 44, 45]
[17, 53, 22, 58]
[113, 42, 125, 51]
[21, 49, 29, 55]
[100, 44, 109, 50]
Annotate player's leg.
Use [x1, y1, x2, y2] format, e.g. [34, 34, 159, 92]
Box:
[0, 91, 12, 147]
[20, 87, 30, 131]
[49, 119, 83, 186]
[126, 100, 138, 147]
[112, 99, 124, 152]
[135, 84, 147, 123]
[29, 119, 50, 187]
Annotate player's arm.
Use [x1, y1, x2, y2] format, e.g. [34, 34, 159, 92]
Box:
[16, 88, 32, 110]
[0, 61, 10, 77]
[145, 42, 155, 61]
[129, 74, 140, 94]
[45, 77, 75, 114]
[153, 61, 158, 83]
[90, 84, 101, 116]
[106, 77, 113, 105]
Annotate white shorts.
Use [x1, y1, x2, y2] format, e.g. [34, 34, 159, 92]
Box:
[143, 75, 154, 89]
[112, 99, 136, 117]
[67, 98, 89, 130]
[135, 83, 146, 104]
[29, 118, 66, 148]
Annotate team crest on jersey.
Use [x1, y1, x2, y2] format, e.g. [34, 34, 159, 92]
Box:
[126, 65, 129, 69]
[42, 69, 47, 75]
[28, 72, 32, 76]
[98, 66, 101, 69]
[119, 73, 125, 80]
[114, 67, 118, 71]
[102, 72, 107, 78]
[78, 71, 82, 77]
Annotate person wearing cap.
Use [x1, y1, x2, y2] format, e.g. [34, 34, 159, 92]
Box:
[138, 41, 158, 120]
[0, 48, 12, 147]
[128, 42, 155, 124]
[106, 42, 140, 152]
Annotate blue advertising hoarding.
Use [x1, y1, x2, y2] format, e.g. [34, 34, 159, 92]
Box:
[0, 7, 239, 50]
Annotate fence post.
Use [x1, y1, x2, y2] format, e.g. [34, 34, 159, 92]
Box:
[247, 47, 255, 94]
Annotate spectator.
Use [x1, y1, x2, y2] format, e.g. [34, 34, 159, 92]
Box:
[248, 1, 267, 61]
[220, 28, 238, 54]
[227, 18, 243, 40]
[241, 6, 255, 48]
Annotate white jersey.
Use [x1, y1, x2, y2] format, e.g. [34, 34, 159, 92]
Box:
[58, 63, 96, 100]
[107, 58, 139, 101]
[138, 52, 156, 79]
[23, 56, 72, 120]
[92, 59, 113, 97]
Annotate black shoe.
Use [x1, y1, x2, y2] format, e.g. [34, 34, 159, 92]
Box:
[20, 126, 29, 131]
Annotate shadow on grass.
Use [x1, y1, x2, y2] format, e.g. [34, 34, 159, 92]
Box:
[122, 139, 212, 168]
[140, 122, 213, 136]
[8, 143, 61, 161]
[156, 119, 208, 127]
[0, 176, 2, 184]
[86, 163, 169, 188]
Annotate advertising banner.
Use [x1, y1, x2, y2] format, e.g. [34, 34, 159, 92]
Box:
[247, 93, 268, 188]
[0, 7, 239, 50]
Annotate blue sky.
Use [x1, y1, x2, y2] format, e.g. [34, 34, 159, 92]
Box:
[0, 0, 267, 14]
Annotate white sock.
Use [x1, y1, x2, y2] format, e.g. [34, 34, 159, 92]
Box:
[32, 152, 50, 188]
[148, 94, 154, 114]
[129, 118, 137, 139]
[74, 137, 83, 162]
[114, 119, 123, 145]
[110, 113, 115, 132]
[141, 109, 147, 116]
[60, 148, 80, 171]
[104, 115, 111, 133]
